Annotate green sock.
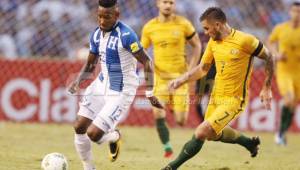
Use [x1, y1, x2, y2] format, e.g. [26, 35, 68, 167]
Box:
[168, 135, 204, 169]
[235, 135, 253, 151]
[156, 118, 170, 149]
[279, 106, 294, 136]
[217, 127, 252, 150]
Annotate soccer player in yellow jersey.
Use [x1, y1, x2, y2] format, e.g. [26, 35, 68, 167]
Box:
[268, 2, 300, 146]
[141, 0, 201, 158]
[162, 7, 274, 170]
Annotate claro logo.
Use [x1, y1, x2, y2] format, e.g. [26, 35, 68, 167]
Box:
[1, 78, 78, 122]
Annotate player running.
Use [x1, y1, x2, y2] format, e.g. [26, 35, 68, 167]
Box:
[141, 0, 201, 158]
[162, 7, 274, 170]
[68, 0, 162, 169]
[268, 1, 300, 146]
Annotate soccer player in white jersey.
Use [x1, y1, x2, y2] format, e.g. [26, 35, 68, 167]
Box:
[68, 0, 163, 169]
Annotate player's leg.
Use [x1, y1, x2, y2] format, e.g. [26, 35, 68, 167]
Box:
[209, 100, 260, 157]
[86, 123, 120, 160]
[73, 78, 105, 170]
[153, 105, 173, 157]
[207, 98, 260, 157]
[215, 126, 260, 157]
[153, 77, 173, 158]
[161, 102, 216, 170]
[173, 83, 189, 126]
[74, 116, 95, 170]
[276, 73, 295, 145]
[90, 90, 135, 162]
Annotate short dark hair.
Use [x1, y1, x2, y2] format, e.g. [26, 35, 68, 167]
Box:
[200, 7, 227, 23]
[292, 1, 300, 6]
[98, 0, 117, 8]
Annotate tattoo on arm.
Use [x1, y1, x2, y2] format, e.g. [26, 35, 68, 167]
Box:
[202, 63, 211, 72]
[133, 50, 154, 90]
[259, 49, 274, 87]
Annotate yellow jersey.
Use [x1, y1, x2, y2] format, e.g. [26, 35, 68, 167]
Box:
[141, 15, 196, 79]
[269, 22, 300, 71]
[201, 29, 264, 100]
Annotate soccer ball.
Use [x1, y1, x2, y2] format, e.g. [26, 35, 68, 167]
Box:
[41, 152, 68, 170]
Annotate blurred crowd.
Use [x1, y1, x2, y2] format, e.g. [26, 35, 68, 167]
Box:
[0, 0, 293, 59]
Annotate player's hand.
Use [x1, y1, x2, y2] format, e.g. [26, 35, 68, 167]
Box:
[147, 96, 164, 109]
[68, 81, 79, 94]
[259, 86, 272, 110]
[168, 77, 185, 93]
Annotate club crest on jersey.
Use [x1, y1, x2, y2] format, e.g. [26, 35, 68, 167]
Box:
[130, 42, 140, 53]
[172, 30, 180, 37]
[230, 49, 239, 55]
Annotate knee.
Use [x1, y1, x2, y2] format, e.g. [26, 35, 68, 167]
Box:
[175, 112, 187, 126]
[194, 130, 207, 141]
[87, 129, 100, 142]
[283, 95, 296, 108]
[153, 108, 166, 119]
[176, 120, 185, 126]
[86, 126, 104, 142]
[175, 116, 185, 126]
[194, 122, 216, 141]
[74, 121, 88, 134]
[74, 116, 92, 134]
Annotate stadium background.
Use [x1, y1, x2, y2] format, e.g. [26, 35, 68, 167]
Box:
[1, 0, 300, 132]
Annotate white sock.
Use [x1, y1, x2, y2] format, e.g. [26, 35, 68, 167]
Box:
[97, 130, 120, 145]
[74, 134, 95, 170]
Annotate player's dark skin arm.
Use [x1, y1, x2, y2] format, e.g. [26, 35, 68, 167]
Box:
[133, 49, 163, 109]
[257, 48, 274, 110]
[68, 52, 98, 94]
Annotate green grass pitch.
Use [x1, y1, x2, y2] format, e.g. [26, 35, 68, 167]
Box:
[0, 122, 299, 170]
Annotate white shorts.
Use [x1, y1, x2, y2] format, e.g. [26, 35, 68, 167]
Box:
[78, 78, 136, 133]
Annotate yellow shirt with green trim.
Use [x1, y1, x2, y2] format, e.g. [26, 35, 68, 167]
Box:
[269, 22, 300, 71]
[141, 15, 196, 79]
[201, 29, 264, 99]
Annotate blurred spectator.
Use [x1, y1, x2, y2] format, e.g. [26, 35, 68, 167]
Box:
[66, 0, 89, 21]
[17, 0, 39, 21]
[0, 0, 295, 59]
[0, 0, 18, 37]
[0, 6, 17, 59]
[256, 5, 270, 28]
[16, 11, 36, 57]
[119, 0, 142, 34]
[57, 12, 88, 58]
[269, 1, 289, 26]
[0, 33, 17, 59]
[177, 0, 217, 31]
[32, 0, 67, 21]
[30, 10, 67, 58]
[218, 0, 243, 29]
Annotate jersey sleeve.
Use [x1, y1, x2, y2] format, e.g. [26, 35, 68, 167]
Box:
[269, 25, 280, 43]
[184, 18, 196, 40]
[89, 28, 100, 55]
[243, 34, 264, 57]
[121, 28, 143, 54]
[201, 39, 214, 64]
[141, 24, 151, 49]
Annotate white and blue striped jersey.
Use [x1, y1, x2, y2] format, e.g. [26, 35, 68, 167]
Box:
[89, 21, 143, 92]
